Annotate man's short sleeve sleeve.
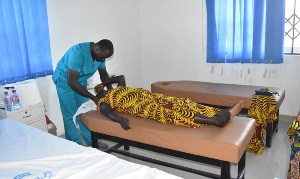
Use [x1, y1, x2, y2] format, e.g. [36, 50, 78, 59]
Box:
[98, 61, 106, 69]
[68, 50, 84, 72]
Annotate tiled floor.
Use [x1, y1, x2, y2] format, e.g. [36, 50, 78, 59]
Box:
[61, 115, 294, 179]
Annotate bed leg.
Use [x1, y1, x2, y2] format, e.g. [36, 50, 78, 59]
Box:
[238, 152, 246, 179]
[221, 161, 231, 179]
[124, 144, 129, 151]
[274, 110, 279, 133]
[91, 132, 98, 148]
[266, 123, 273, 147]
[266, 110, 279, 147]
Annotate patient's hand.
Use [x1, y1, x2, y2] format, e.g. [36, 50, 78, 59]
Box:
[94, 83, 104, 94]
[118, 117, 131, 130]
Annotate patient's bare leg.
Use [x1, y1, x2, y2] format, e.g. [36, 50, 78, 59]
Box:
[194, 100, 243, 127]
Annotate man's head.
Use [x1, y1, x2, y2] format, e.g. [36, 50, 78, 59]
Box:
[93, 39, 114, 62]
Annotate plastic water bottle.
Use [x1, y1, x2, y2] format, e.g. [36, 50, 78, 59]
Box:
[0, 85, 4, 109]
[11, 89, 22, 110]
[3, 91, 12, 111]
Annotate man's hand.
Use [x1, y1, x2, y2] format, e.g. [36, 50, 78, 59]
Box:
[117, 117, 131, 130]
[68, 69, 98, 102]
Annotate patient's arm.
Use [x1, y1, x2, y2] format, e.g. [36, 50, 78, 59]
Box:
[100, 102, 131, 130]
[102, 75, 126, 87]
[94, 75, 126, 93]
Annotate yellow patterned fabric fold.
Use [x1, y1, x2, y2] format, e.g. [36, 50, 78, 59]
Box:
[287, 114, 300, 179]
[97, 86, 219, 128]
[247, 92, 278, 155]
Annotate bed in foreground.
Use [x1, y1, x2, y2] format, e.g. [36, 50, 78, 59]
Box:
[0, 118, 182, 179]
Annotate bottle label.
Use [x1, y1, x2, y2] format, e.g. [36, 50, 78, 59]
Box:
[12, 96, 19, 102]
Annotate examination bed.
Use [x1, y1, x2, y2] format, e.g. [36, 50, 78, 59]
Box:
[151, 80, 285, 147]
[0, 118, 182, 179]
[79, 108, 255, 179]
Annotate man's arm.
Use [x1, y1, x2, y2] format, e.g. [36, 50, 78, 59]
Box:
[98, 67, 113, 90]
[68, 69, 99, 104]
[100, 102, 131, 130]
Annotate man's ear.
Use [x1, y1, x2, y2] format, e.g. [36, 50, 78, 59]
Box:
[96, 46, 101, 52]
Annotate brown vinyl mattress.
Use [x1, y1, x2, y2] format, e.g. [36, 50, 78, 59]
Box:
[151, 81, 285, 109]
[79, 110, 255, 163]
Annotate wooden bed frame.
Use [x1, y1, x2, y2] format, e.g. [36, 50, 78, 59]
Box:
[151, 80, 285, 147]
[79, 111, 255, 179]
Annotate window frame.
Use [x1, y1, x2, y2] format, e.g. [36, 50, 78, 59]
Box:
[284, 0, 300, 55]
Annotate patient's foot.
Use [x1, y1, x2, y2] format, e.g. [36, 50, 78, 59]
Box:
[229, 100, 243, 120]
[215, 110, 230, 127]
[194, 101, 243, 127]
[215, 100, 243, 127]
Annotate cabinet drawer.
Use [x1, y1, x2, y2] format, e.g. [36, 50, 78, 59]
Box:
[26, 118, 47, 132]
[20, 107, 44, 122]
[6, 106, 44, 124]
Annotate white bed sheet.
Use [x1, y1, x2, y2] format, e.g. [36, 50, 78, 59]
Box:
[0, 118, 183, 179]
[73, 100, 96, 127]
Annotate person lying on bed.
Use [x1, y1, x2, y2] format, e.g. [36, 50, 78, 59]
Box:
[94, 75, 243, 130]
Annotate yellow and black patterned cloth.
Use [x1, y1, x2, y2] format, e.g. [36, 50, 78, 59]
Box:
[97, 86, 219, 128]
[287, 114, 300, 179]
[247, 89, 278, 155]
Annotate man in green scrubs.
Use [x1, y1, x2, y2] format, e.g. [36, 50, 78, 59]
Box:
[52, 39, 113, 149]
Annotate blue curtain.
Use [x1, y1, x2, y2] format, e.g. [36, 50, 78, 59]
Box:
[206, 0, 285, 64]
[0, 0, 53, 85]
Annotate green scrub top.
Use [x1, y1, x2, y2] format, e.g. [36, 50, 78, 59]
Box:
[52, 42, 105, 90]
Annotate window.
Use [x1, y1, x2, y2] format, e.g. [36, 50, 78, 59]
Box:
[206, 0, 285, 64]
[284, 0, 300, 54]
[0, 0, 53, 85]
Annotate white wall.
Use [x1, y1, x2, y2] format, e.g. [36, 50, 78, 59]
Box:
[45, 0, 143, 135]
[44, 0, 300, 135]
[139, 0, 300, 116]
[140, 0, 206, 88]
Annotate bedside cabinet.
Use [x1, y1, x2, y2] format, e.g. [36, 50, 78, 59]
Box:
[5, 102, 47, 132]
